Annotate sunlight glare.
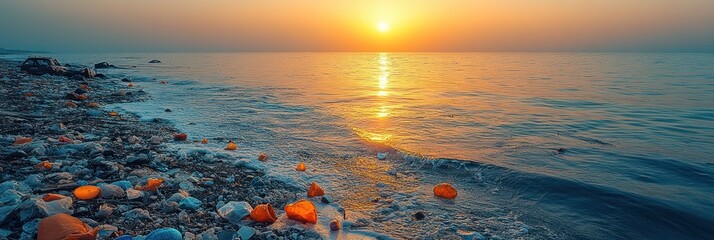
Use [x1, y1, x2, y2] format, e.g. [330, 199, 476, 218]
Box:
[377, 21, 390, 32]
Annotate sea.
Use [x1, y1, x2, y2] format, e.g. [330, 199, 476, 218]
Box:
[3, 52, 714, 239]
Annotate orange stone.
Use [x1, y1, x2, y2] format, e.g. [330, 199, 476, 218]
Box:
[250, 203, 277, 223]
[225, 141, 237, 150]
[174, 133, 187, 141]
[58, 136, 73, 143]
[258, 152, 268, 161]
[433, 183, 458, 199]
[13, 137, 32, 145]
[284, 199, 317, 223]
[295, 162, 306, 171]
[108, 111, 119, 116]
[73, 186, 101, 200]
[35, 161, 52, 170]
[38, 213, 98, 240]
[42, 193, 68, 202]
[307, 182, 324, 198]
[136, 178, 164, 191]
[201, 138, 208, 144]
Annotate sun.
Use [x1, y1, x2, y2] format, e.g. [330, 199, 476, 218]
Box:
[377, 21, 390, 32]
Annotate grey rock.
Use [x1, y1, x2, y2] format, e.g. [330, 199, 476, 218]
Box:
[123, 208, 152, 221]
[179, 197, 202, 210]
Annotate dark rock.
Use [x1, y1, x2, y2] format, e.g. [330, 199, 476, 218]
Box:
[414, 211, 425, 220]
[65, 93, 83, 101]
[70, 75, 86, 81]
[4, 150, 27, 161]
[95, 73, 107, 79]
[94, 62, 116, 69]
[557, 148, 566, 154]
[121, 78, 131, 82]
[74, 88, 87, 95]
[80, 68, 96, 78]
[103, 150, 116, 157]
[321, 196, 333, 204]
[164, 109, 172, 112]
[329, 220, 341, 231]
[149, 60, 161, 63]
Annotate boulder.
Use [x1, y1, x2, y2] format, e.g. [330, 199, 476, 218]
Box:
[94, 62, 116, 69]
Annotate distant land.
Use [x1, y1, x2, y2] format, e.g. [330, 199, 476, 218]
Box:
[0, 47, 48, 55]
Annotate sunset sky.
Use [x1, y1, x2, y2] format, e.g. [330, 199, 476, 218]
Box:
[1, 0, 713, 52]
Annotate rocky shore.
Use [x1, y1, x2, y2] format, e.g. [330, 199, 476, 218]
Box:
[0, 58, 325, 240]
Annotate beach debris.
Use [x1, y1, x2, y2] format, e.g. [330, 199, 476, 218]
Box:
[329, 219, 342, 231]
[250, 203, 277, 223]
[284, 199, 317, 224]
[258, 152, 268, 161]
[37, 213, 98, 240]
[237, 226, 256, 240]
[307, 182, 324, 198]
[160, 80, 168, 84]
[41, 193, 68, 202]
[414, 211, 426, 220]
[35, 161, 52, 171]
[145, 228, 182, 240]
[136, 178, 163, 191]
[434, 183, 458, 199]
[201, 138, 208, 144]
[173, 133, 187, 141]
[224, 141, 237, 150]
[13, 136, 32, 145]
[295, 162, 306, 171]
[20, 57, 67, 76]
[73, 185, 101, 200]
[217, 201, 253, 223]
[149, 60, 162, 63]
[377, 152, 388, 160]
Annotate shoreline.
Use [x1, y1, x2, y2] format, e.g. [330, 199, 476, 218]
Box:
[0, 58, 351, 240]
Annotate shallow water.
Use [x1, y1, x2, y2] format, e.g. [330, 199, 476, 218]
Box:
[5, 52, 714, 239]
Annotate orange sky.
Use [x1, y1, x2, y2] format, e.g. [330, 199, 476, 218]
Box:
[1, 0, 713, 52]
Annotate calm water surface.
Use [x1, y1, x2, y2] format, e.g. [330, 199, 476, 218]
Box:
[6, 53, 713, 239]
